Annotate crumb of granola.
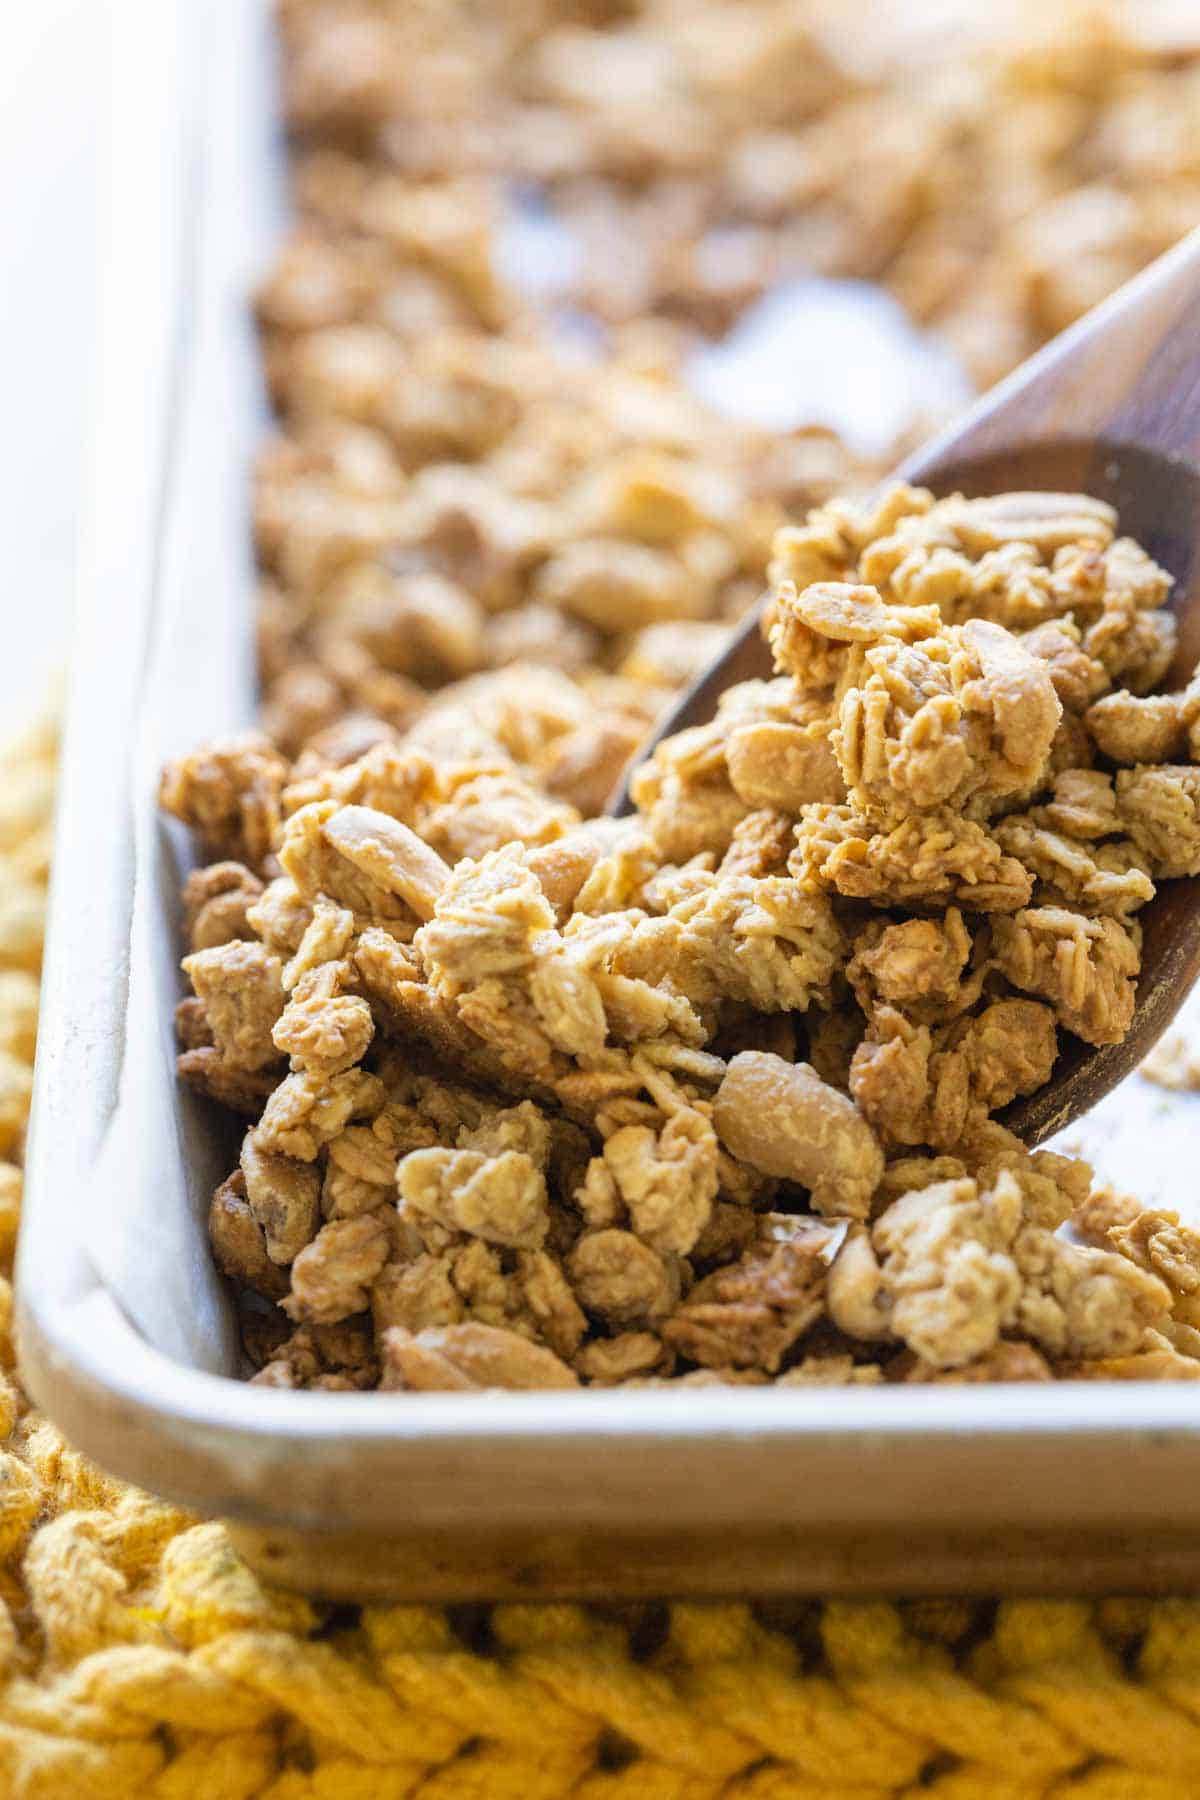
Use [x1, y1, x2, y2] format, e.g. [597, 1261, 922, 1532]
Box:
[208, 1172, 290, 1301]
[1118, 766, 1200, 878]
[872, 1175, 1025, 1369]
[900, 1342, 1053, 1383]
[251, 1319, 379, 1391]
[273, 988, 375, 1078]
[1141, 1032, 1200, 1092]
[990, 907, 1138, 1046]
[586, 1109, 719, 1256]
[256, 1067, 385, 1162]
[574, 1332, 673, 1385]
[777, 1355, 884, 1386]
[240, 1133, 322, 1266]
[398, 1144, 550, 1250]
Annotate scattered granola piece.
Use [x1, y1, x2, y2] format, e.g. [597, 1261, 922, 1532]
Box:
[273, 988, 375, 1078]
[1086, 688, 1192, 765]
[873, 1175, 1024, 1369]
[574, 1333, 673, 1385]
[252, 1319, 378, 1391]
[848, 911, 971, 1013]
[850, 1005, 966, 1150]
[901, 1342, 1052, 1382]
[778, 1355, 884, 1385]
[241, 1132, 322, 1265]
[1108, 1209, 1200, 1308]
[1141, 1032, 1200, 1092]
[992, 813, 1154, 920]
[256, 1067, 385, 1161]
[991, 907, 1139, 1046]
[1117, 765, 1200, 878]
[593, 1109, 719, 1256]
[208, 1171, 290, 1301]
[670, 872, 845, 1013]
[1013, 1226, 1170, 1361]
[957, 1000, 1059, 1112]
[793, 805, 1032, 912]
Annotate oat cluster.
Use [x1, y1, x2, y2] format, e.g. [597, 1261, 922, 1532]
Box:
[162, 482, 1200, 1391]
[256, 2, 1200, 778]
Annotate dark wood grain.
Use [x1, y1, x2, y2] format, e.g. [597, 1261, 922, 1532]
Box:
[610, 229, 1200, 1145]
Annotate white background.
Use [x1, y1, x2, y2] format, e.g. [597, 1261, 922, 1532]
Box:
[0, 1, 99, 712]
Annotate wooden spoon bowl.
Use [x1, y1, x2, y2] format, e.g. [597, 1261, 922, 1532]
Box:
[611, 231, 1200, 1145]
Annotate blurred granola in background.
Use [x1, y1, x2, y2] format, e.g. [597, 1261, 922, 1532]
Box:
[163, 476, 1200, 1390]
[272, 0, 1200, 375]
[257, 0, 1200, 771]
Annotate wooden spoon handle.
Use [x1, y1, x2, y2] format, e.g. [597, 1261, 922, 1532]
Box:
[906, 226, 1200, 484]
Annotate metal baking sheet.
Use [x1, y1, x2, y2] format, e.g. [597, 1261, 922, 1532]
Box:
[15, 0, 1200, 1598]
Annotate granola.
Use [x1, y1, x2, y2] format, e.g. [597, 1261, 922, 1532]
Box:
[167, 475, 1200, 1389]
[160, 0, 1200, 1392]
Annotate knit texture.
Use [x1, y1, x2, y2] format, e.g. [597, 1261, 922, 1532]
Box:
[2, 706, 1199, 1798]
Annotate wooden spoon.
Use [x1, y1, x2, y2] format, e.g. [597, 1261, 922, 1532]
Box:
[610, 229, 1200, 1146]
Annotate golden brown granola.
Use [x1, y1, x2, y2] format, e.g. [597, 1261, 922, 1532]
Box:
[167, 471, 1200, 1390]
[1141, 1031, 1200, 1092]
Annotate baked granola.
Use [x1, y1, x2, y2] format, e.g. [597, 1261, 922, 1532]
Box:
[164, 477, 1200, 1389]
[152, 0, 1200, 1391]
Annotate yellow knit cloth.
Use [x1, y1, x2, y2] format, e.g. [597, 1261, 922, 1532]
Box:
[2, 709, 1198, 1799]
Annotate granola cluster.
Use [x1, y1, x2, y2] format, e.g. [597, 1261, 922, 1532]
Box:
[163, 484, 1200, 1390]
[255, 2, 1200, 776]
